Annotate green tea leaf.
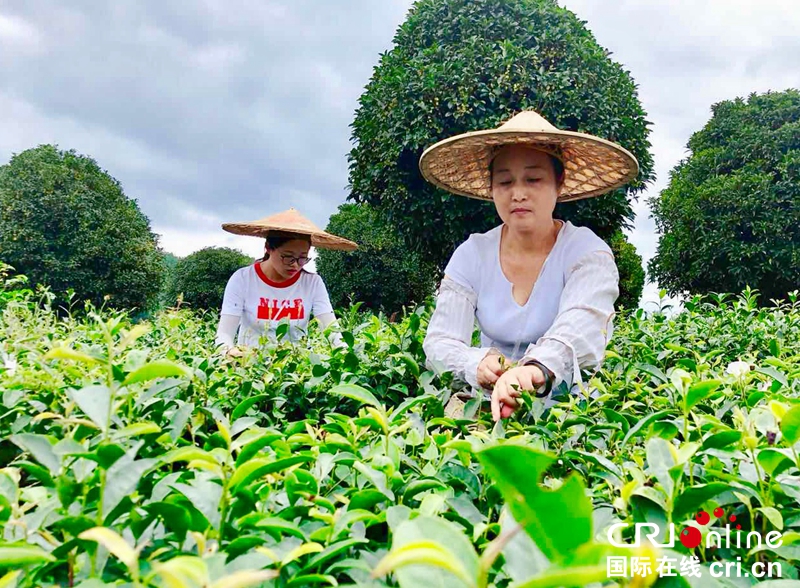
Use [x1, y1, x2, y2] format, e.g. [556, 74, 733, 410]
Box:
[621, 410, 672, 447]
[0, 544, 55, 567]
[229, 455, 313, 491]
[104, 452, 156, 520]
[372, 539, 475, 588]
[171, 480, 223, 529]
[10, 434, 60, 475]
[673, 483, 732, 521]
[122, 360, 190, 387]
[755, 366, 788, 388]
[210, 570, 278, 588]
[78, 527, 137, 570]
[70, 385, 112, 434]
[780, 405, 800, 444]
[686, 379, 722, 410]
[702, 430, 742, 450]
[44, 347, 98, 364]
[646, 437, 677, 500]
[329, 384, 382, 409]
[151, 555, 209, 586]
[477, 445, 592, 563]
[231, 394, 270, 421]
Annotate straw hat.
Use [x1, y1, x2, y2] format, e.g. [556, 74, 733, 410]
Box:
[419, 110, 639, 202]
[221, 208, 358, 251]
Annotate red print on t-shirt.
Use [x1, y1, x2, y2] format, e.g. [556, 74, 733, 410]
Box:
[257, 298, 305, 321]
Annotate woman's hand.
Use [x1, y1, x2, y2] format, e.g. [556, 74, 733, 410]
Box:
[226, 346, 244, 358]
[477, 352, 507, 390]
[491, 365, 546, 421]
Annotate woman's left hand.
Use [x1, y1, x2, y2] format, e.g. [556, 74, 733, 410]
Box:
[491, 365, 546, 421]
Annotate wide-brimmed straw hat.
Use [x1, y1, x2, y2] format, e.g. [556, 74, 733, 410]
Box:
[221, 208, 358, 251]
[419, 110, 639, 202]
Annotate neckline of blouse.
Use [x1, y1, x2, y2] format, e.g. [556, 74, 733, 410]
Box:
[496, 219, 568, 309]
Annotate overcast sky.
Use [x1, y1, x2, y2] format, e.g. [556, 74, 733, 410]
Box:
[1, 0, 798, 309]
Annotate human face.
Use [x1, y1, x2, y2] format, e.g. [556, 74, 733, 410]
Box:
[490, 145, 561, 230]
[265, 239, 311, 280]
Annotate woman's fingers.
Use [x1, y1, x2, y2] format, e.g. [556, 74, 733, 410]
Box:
[478, 355, 507, 389]
[490, 366, 547, 421]
[487, 356, 506, 376]
[500, 403, 516, 419]
[491, 376, 521, 421]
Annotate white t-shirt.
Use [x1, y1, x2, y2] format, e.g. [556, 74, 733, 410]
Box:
[220, 264, 334, 346]
[440, 220, 614, 365]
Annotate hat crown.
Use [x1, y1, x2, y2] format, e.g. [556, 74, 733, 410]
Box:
[259, 208, 321, 233]
[498, 110, 558, 132]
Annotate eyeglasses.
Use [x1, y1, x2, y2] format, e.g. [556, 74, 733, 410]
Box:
[280, 253, 310, 267]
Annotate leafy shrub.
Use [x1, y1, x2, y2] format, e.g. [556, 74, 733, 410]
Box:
[0, 145, 165, 311]
[316, 203, 438, 314]
[610, 230, 645, 310]
[348, 0, 655, 270]
[649, 89, 800, 302]
[163, 246, 253, 311]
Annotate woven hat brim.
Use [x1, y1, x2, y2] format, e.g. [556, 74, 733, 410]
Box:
[419, 128, 640, 202]
[221, 223, 358, 251]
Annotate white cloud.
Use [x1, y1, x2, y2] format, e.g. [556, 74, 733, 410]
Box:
[562, 0, 800, 308]
[2, 0, 797, 312]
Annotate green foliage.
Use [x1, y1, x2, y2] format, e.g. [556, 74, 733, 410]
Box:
[609, 230, 645, 310]
[649, 89, 800, 302]
[348, 0, 654, 270]
[162, 252, 181, 272]
[0, 144, 165, 311]
[0, 154, 795, 588]
[316, 203, 438, 314]
[163, 247, 253, 311]
[3, 263, 800, 585]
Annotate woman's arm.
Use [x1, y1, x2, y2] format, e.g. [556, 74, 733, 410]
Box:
[215, 313, 241, 353]
[423, 276, 501, 390]
[521, 250, 620, 388]
[216, 271, 244, 354]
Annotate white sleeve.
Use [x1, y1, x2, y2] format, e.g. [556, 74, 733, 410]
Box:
[443, 237, 479, 291]
[423, 276, 499, 390]
[215, 314, 240, 351]
[521, 250, 619, 389]
[310, 275, 334, 317]
[316, 311, 346, 349]
[220, 270, 245, 317]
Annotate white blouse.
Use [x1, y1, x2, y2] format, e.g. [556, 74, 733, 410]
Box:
[423, 221, 619, 394]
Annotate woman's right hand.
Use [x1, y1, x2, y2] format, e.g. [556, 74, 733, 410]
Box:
[226, 346, 244, 358]
[477, 352, 507, 389]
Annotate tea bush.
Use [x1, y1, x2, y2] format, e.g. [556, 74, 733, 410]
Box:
[1, 269, 799, 586]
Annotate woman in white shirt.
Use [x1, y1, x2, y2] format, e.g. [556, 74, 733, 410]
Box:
[215, 208, 357, 355]
[419, 110, 640, 421]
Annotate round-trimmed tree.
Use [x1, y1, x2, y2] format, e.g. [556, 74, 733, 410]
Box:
[609, 231, 645, 310]
[0, 145, 165, 310]
[348, 0, 654, 271]
[315, 203, 438, 314]
[649, 89, 800, 302]
[164, 247, 253, 311]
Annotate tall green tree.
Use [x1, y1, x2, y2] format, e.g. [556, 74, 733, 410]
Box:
[164, 247, 253, 311]
[316, 203, 438, 314]
[348, 0, 654, 270]
[609, 231, 645, 310]
[0, 145, 165, 310]
[649, 89, 800, 302]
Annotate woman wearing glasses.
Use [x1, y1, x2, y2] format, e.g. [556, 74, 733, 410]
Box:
[214, 208, 357, 356]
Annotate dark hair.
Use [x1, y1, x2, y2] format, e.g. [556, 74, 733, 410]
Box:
[262, 232, 311, 261]
[489, 150, 565, 186]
